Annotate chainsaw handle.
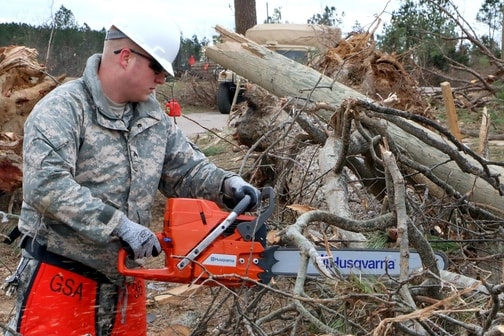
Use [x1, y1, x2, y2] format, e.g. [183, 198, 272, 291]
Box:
[232, 194, 251, 216]
[117, 233, 167, 279]
[117, 248, 143, 277]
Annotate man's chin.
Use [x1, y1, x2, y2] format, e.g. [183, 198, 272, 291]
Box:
[131, 94, 152, 103]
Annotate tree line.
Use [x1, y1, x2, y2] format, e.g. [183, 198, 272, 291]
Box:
[263, 0, 503, 85]
[1, 1, 503, 83]
[0, 5, 209, 77]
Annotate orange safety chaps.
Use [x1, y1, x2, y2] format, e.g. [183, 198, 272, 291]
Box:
[17, 240, 146, 336]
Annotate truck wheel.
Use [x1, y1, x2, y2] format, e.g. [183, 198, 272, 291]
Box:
[217, 83, 232, 114]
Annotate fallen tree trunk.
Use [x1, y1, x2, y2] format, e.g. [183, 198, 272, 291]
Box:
[206, 26, 504, 216]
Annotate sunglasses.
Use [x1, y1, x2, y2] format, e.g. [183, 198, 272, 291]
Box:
[113, 48, 166, 76]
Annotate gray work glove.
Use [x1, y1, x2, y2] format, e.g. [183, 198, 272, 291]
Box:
[113, 216, 161, 259]
[223, 176, 261, 211]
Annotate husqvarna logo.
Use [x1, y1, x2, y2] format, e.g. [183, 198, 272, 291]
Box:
[203, 254, 237, 267]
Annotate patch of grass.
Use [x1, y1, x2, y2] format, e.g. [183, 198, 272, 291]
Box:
[487, 107, 504, 128]
[455, 108, 481, 125]
[366, 232, 389, 249]
[202, 144, 228, 157]
[345, 274, 378, 294]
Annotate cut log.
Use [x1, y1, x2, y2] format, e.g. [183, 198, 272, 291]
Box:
[206, 26, 504, 217]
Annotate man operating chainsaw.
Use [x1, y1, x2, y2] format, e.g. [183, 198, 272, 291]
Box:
[3, 8, 260, 336]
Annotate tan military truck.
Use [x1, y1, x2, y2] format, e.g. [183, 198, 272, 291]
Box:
[215, 23, 341, 114]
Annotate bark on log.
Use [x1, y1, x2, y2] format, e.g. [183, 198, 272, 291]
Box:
[206, 26, 504, 216]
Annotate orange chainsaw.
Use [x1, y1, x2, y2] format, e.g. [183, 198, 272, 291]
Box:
[118, 187, 448, 287]
[118, 188, 277, 287]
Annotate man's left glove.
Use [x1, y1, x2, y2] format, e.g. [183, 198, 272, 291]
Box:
[223, 176, 261, 211]
[113, 215, 161, 259]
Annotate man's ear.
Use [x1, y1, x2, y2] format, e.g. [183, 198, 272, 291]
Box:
[117, 49, 131, 69]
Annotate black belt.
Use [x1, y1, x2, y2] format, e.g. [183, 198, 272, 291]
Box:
[22, 236, 111, 284]
[3, 226, 21, 244]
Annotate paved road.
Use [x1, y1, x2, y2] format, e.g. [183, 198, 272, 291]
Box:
[173, 111, 229, 137]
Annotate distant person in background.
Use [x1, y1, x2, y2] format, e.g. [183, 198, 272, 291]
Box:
[3, 7, 260, 336]
[188, 54, 196, 67]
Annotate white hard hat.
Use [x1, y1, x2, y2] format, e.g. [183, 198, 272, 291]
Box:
[107, 12, 180, 76]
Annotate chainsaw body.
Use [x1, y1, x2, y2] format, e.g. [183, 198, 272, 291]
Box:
[118, 189, 276, 287]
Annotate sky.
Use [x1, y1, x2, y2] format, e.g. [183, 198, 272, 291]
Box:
[0, 0, 487, 42]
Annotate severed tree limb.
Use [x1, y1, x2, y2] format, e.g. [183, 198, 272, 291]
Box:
[320, 136, 368, 247]
[482, 282, 504, 334]
[439, 270, 488, 294]
[291, 252, 343, 335]
[383, 149, 428, 335]
[358, 104, 503, 196]
[478, 107, 490, 159]
[382, 150, 416, 305]
[256, 302, 296, 326]
[283, 211, 395, 266]
[372, 282, 482, 336]
[352, 114, 443, 297]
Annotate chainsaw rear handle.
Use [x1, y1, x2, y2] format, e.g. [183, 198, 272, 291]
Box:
[117, 232, 168, 279]
[117, 248, 139, 277]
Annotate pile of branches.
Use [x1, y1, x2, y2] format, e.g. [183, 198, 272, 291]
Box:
[197, 93, 504, 336]
[198, 23, 504, 335]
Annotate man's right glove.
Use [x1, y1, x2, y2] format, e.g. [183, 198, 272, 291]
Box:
[223, 176, 261, 211]
[113, 215, 161, 259]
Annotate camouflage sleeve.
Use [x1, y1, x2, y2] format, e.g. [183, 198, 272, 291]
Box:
[158, 121, 236, 206]
[22, 94, 121, 244]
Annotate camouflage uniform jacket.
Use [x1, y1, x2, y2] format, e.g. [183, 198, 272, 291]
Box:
[18, 54, 234, 283]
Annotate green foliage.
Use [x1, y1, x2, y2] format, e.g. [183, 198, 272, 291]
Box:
[426, 234, 459, 253]
[0, 7, 208, 77]
[477, 0, 503, 34]
[377, 0, 465, 73]
[366, 232, 389, 249]
[492, 80, 504, 103]
[174, 34, 209, 71]
[0, 22, 105, 76]
[307, 6, 344, 27]
[345, 274, 384, 295]
[475, 0, 503, 58]
[52, 5, 78, 30]
[202, 145, 228, 157]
